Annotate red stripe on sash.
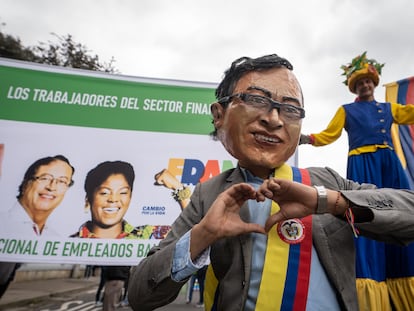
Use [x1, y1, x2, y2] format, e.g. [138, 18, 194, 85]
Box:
[293, 215, 312, 310]
[292, 168, 312, 311]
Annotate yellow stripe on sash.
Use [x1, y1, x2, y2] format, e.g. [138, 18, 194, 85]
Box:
[204, 265, 218, 310]
[255, 163, 292, 310]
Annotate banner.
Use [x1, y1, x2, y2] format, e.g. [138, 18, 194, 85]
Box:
[385, 76, 414, 189]
[0, 58, 237, 265]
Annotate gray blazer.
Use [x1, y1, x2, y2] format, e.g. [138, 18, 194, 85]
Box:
[128, 166, 414, 311]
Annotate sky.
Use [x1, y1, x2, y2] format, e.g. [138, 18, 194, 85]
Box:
[2, 0, 414, 176]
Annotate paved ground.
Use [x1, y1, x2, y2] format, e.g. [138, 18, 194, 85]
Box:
[0, 276, 199, 310]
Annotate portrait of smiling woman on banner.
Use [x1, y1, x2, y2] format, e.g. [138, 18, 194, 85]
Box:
[71, 160, 171, 239]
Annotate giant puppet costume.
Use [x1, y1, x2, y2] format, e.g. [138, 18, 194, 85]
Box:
[300, 52, 414, 311]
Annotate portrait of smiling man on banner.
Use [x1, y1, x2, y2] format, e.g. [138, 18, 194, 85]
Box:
[0, 155, 75, 238]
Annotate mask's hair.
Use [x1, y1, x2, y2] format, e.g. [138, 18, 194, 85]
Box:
[215, 54, 293, 100]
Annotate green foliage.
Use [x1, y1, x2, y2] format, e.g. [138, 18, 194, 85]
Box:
[0, 27, 118, 73]
[0, 31, 40, 62]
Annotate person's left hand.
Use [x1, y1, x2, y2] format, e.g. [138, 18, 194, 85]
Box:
[190, 183, 267, 259]
[256, 178, 317, 232]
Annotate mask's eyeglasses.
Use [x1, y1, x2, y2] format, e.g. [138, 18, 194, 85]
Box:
[218, 93, 305, 121]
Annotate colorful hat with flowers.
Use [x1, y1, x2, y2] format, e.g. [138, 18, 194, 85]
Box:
[341, 51, 385, 93]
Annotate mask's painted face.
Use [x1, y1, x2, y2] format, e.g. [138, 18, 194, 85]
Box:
[213, 67, 303, 178]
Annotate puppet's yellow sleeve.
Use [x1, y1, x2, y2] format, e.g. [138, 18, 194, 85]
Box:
[391, 102, 414, 124]
[311, 106, 346, 146]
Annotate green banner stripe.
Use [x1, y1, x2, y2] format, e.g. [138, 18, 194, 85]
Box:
[0, 62, 217, 134]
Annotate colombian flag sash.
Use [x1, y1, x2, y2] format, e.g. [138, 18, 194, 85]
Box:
[204, 165, 313, 311]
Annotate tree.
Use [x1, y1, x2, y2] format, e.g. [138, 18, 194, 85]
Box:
[0, 29, 40, 62]
[0, 27, 118, 73]
[34, 33, 118, 73]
